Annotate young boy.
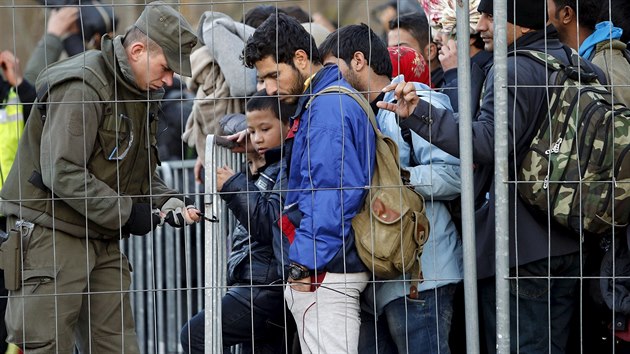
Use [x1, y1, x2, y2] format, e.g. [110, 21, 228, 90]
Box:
[181, 90, 296, 354]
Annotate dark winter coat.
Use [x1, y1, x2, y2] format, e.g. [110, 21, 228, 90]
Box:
[221, 149, 286, 286]
[400, 26, 606, 278]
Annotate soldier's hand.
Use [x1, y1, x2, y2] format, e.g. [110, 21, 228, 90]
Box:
[161, 197, 199, 228]
[124, 203, 161, 235]
[377, 81, 420, 118]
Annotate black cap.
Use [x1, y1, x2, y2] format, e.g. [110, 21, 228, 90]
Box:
[478, 0, 547, 30]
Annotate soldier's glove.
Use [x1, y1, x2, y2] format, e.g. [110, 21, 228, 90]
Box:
[161, 196, 196, 228]
[123, 203, 162, 235]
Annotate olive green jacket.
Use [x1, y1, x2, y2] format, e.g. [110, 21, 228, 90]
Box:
[591, 40, 630, 108]
[0, 34, 176, 239]
[24, 33, 65, 84]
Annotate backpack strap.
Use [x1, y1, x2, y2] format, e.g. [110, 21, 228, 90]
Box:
[306, 85, 424, 290]
[35, 82, 50, 122]
[510, 48, 599, 83]
[305, 85, 381, 137]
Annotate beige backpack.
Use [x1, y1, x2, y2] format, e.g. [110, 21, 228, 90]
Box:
[306, 85, 430, 284]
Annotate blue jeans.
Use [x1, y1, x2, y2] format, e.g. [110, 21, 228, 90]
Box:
[180, 285, 287, 354]
[359, 283, 458, 354]
[479, 252, 580, 354]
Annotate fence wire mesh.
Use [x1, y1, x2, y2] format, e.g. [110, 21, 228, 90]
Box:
[0, 1, 630, 354]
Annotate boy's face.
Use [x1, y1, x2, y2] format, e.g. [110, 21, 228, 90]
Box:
[246, 108, 289, 156]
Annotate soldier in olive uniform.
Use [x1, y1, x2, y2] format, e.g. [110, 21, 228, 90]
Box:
[0, 2, 199, 352]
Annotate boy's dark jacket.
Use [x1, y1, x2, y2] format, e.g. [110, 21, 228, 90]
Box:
[220, 148, 288, 285]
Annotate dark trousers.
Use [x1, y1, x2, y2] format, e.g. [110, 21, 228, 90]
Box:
[479, 252, 580, 354]
[181, 285, 292, 354]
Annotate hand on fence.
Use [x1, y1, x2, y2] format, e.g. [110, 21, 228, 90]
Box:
[194, 157, 204, 184]
[377, 80, 420, 118]
[216, 165, 235, 192]
[124, 203, 162, 235]
[224, 129, 257, 154]
[160, 197, 200, 227]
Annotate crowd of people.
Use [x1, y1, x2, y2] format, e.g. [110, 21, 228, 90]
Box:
[1, 0, 630, 353]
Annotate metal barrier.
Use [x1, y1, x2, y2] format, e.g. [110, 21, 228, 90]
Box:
[202, 135, 244, 354]
[122, 159, 204, 354]
[122, 137, 242, 354]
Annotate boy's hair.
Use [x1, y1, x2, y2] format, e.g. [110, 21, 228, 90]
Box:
[598, 0, 630, 44]
[242, 13, 321, 69]
[246, 89, 296, 125]
[388, 12, 431, 51]
[551, 0, 602, 31]
[319, 24, 393, 78]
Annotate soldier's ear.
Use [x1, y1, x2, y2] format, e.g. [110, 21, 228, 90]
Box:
[127, 42, 147, 63]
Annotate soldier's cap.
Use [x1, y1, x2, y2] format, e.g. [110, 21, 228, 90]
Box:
[133, 1, 197, 76]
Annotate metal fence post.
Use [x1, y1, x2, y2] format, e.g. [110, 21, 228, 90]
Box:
[456, 1, 481, 353]
[204, 135, 226, 354]
[493, 0, 511, 352]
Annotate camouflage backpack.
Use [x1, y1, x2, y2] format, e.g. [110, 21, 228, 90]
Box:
[516, 49, 630, 237]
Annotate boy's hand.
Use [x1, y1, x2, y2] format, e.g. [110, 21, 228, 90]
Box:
[216, 165, 235, 192]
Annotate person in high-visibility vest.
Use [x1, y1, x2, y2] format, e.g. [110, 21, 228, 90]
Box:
[0, 49, 35, 354]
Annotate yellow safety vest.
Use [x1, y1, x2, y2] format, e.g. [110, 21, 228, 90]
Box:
[0, 87, 24, 190]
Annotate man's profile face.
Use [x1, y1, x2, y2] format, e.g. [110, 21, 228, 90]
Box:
[322, 54, 362, 92]
[387, 28, 422, 55]
[130, 45, 174, 91]
[476, 12, 495, 52]
[546, 0, 565, 40]
[255, 55, 305, 104]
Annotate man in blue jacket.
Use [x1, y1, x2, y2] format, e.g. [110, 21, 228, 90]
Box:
[378, 0, 606, 353]
[243, 13, 376, 354]
[319, 24, 463, 354]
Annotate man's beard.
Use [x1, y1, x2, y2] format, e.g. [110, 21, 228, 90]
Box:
[284, 68, 307, 104]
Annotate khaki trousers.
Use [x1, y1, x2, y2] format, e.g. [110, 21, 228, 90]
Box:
[284, 272, 368, 354]
[5, 218, 139, 353]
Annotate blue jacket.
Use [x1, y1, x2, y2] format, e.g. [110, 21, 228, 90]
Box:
[363, 77, 463, 314]
[285, 64, 376, 273]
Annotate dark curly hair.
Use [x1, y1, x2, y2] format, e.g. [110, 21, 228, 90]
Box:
[242, 13, 321, 69]
[246, 89, 296, 125]
[319, 24, 392, 78]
